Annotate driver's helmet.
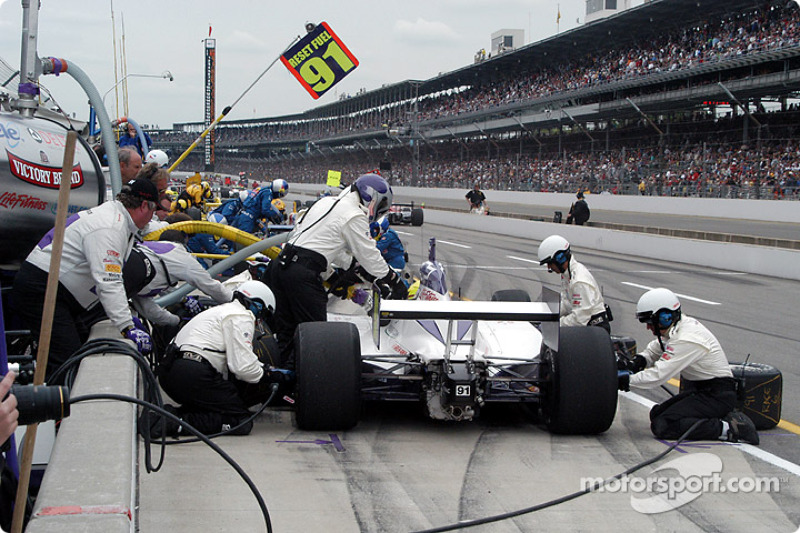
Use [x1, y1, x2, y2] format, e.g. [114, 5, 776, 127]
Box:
[144, 149, 169, 168]
[419, 260, 447, 296]
[234, 280, 276, 320]
[354, 174, 393, 223]
[537, 235, 571, 266]
[271, 198, 286, 213]
[636, 288, 681, 329]
[369, 216, 390, 240]
[271, 179, 289, 198]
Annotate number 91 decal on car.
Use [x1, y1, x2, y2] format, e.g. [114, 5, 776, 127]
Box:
[280, 22, 359, 100]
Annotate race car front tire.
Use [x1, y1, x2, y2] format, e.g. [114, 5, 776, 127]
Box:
[544, 326, 617, 435]
[294, 321, 361, 430]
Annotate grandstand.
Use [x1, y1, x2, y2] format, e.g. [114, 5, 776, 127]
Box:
[150, 0, 800, 199]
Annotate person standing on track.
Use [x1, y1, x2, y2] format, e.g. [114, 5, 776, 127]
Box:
[537, 234, 611, 332]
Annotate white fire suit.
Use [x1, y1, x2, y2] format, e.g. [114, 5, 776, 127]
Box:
[25, 200, 138, 332]
[173, 300, 264, 383]
[290, 189, 389, 279]
[558, 259, 606, 327]
[130, 241, 233, 326]
[630, 315, 733, 389]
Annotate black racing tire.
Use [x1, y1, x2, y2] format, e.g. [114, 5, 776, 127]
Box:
[410, 208, 424, 226]
[729, 362, 782, 430]
[294, 322, 361, 431]
[544, 326, 617, 434]
[490, 289, 531, 302]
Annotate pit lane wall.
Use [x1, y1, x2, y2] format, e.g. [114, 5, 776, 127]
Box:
[294, 184, 800, 281]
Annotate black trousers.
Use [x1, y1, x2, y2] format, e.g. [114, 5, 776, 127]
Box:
[11, 263, 105, 385]
[649, 380, 737, 440]
[159, 357, 272, 435]
[263, 258, 327, 367]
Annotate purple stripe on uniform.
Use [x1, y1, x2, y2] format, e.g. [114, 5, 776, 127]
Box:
[141, 241, 176, 254]
[36, 212, 81, 249]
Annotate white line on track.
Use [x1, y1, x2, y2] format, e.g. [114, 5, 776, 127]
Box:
[507, 255, 539, 264]
[620, 391, 800, 478]
[621, 281, 721, 305]
[394, 230, 414, 236]
[437, 240, 472, 249]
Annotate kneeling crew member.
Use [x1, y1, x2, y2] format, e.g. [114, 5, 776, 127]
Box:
[150, 281, 280, 437]
[537, 235, 610, 332]
[264, 174, 407, 366]
[619, 288, 759, 445]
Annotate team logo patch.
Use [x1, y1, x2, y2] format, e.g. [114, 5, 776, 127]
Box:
[104, 264, 121, 273]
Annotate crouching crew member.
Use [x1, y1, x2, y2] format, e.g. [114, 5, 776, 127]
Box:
[537, 235, 610, 332]
[145, 281, 282, 437]
[618, 288, 759, 445]
[263, 174, 407, 367]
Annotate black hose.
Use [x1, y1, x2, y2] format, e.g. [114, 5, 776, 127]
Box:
[412, 419, 704, 533]
[69, 393, 272, 533]
[49, 337, 168, 472]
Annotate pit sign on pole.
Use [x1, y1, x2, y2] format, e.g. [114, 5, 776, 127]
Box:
[281, 22, 358, 99]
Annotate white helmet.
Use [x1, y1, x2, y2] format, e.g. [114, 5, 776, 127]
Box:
[239, 190, 250, 202]
[537, 235, 571, 265]
[145, 149, 169, 168]
[636, 288, 681, 329]
[234, 280, 276, 319]
[271, 179, 289, 198]
[207, 212, 227, 225]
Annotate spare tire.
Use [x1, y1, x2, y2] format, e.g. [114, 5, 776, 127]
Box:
[730, 362, 782, 430]
[294, 322, 361, 430]
[544, 326, 617, 434]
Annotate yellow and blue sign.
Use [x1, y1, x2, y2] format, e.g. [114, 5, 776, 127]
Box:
[281, 22, 358, 100]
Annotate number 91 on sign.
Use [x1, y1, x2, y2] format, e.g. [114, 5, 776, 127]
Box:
[280, 22, 359, 100]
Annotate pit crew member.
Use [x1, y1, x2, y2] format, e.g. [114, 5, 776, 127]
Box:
[537, 235, 610, 332]
[230, 179, 288, 234]
[146, 281, 282, 437]
[619, 288, 759, 445]
[12, 179, 160, 382]
[263, 174, 407, 367]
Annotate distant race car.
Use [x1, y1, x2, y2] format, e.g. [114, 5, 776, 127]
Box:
[292, 238, 631, 435]
[387, 202, 424, 226]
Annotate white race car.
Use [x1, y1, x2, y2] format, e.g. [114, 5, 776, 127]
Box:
[293, 238, 622, 435]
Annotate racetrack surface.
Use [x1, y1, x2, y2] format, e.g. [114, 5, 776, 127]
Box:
[139, 222, 800, 532]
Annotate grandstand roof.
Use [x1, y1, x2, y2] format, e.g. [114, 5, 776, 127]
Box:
[420, 0, 775, 95]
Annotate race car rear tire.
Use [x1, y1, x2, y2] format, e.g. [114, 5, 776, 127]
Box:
[490, 289, 530, 302]
[294, 321, 361, 431]
[544, 326, 617, 435]
[410, 208, 424, 226]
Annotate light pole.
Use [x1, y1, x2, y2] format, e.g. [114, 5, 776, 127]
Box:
[102, 70, 173, 110]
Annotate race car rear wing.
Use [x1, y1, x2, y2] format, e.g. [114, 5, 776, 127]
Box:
[374, 287, 562, 354]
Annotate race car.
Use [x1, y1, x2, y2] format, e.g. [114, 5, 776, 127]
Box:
[292, 238, 623, 435]
[387, 202, 424, 226]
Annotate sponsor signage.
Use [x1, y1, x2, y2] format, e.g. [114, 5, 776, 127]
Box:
[6, 149, 84, 189]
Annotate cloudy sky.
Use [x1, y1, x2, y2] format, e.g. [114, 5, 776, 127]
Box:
[0, 0, 641, 128]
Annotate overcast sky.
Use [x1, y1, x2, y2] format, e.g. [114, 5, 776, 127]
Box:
[0, 0, 642, 128]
